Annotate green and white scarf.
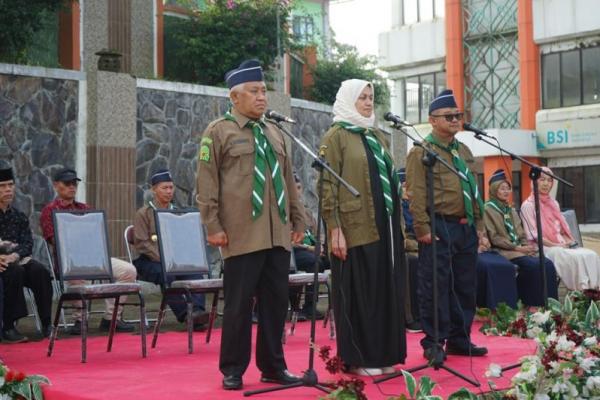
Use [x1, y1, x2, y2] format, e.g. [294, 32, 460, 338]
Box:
[486, 198, 519, 244]
[149, 200, 175, 210]
[424, 134, 484, 226]
[335, 121, 400, 216]
[224, 111, 287, 223]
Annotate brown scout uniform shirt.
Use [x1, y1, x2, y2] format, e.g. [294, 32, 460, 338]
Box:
[133, 204, 160, 262]
[405, 134, 484, 239]
[484, 205, 530, 260]
[320, 124, 400, 250]
[196, 107, 305, 259]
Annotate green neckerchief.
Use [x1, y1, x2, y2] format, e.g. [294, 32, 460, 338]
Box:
[424, 133, 484, 226]
[224, 110, 287, 224]
[148, 200, 175, 210]
[486, 198, 519, 244]
[335, 121, 400, 216]
[302, 229, 315, 246]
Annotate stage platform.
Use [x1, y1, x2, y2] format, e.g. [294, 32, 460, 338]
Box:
[1, 322, 534, 399]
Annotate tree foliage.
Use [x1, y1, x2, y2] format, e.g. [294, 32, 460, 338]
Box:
[309, 40, 390, 109]
[166, 0, 291, 86]
[0, 0, 70, 64]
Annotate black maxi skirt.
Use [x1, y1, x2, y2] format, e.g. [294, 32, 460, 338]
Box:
[330, 136, 406, 368]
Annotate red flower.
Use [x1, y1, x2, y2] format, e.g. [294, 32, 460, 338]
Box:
[325, 355, 344, 374]
[5, 370, 15, 382]
[15, 371, 26, 382]
[318, 345, 331, 362]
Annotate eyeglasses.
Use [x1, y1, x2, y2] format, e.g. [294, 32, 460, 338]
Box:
[430, 113, 464, 122]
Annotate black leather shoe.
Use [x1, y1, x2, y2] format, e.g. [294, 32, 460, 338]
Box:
[446, 342, 488, 356]
[68, 320, 84, 335]
[260, 370, 301, 385]
[2, 328, 28, 344]
[99, 318, 135, 332]
[190, 310, 210, 326]
[423, 346, 445, 367]
[298, 308, 325, 321]
[222, 375, 243, 390]
[406, 321, 423, 333]
[42, 324, 53, 338]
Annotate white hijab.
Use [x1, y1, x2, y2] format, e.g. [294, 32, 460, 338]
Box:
[332, 79, 375, 129]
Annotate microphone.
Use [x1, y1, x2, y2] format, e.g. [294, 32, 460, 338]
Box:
[463, 122, 493, 138]
[383, 112, 412, 126]
[265, 110, 296, 124]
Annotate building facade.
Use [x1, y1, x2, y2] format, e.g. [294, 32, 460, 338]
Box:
[379, 0, 600, 229]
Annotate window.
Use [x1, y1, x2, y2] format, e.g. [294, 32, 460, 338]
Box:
[511, 171, 521, 209]
[584, 165, 600, 222]
[582, 47, 600, 104]
[561, 50, 580, 107]
[403, 71, 446, 124]
[292, 16, 314, 44]
[542, 54, 560, 109]
[542, 45, 600, 109]
[290, 56, 304, 99]
[403, 0, 444, 25]
[553, 166, 600, 223]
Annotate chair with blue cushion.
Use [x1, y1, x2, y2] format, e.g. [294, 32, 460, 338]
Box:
[46, 210, 147, 363]
[151, 209, 223, 354]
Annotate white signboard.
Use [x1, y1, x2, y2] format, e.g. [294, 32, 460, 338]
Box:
[536, 119, 600, 150]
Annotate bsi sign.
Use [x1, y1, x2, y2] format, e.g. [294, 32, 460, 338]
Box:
[536, 118, 600, 150]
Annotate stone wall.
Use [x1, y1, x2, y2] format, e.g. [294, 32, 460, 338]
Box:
[0, 71, 80, 259]
[135, 81, 230, 208]
[290, 100, 333, 214]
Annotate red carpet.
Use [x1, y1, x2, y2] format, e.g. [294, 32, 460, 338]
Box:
[1, 322, 534, 399]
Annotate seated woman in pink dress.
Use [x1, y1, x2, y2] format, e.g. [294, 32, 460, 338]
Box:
[520, 167, 600, 291]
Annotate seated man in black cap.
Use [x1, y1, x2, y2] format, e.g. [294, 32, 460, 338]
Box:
[133, 169, 208, 329]
[0, 167, 53, 342]
[40, 168, 137, 334]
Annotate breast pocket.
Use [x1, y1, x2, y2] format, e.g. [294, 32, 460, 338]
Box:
[339, 199, 362, 228]
[228, 145, 255, 176]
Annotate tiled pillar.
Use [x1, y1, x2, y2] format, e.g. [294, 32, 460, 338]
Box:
[445, 0, 465, 110]
[86, 72, 137, 259]
[517, 0, 540, 130]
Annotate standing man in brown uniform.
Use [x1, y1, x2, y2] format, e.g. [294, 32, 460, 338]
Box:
[196, 59, 305, 390]
[406, 89, 488, 366]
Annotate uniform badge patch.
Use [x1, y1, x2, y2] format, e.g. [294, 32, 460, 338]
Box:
[199, 145, 210, 162]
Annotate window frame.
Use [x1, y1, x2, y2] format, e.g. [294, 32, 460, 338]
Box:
[402, 71, 446, 124]
[402, 0, 441, 25]
[541, 45, 600, 109]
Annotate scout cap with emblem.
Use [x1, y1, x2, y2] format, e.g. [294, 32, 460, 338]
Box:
[53, 168, 81, 183]
[429, 89, 458, 115]
[0, 167, 14, 182]
[150, 169, 173, 186]
[489, 169, 508, 185]
[225, 59, 264, 88]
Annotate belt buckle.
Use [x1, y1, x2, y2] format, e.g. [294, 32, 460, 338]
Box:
[459, 218, 468, 224]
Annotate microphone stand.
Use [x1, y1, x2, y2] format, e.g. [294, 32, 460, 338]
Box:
[243, 120, 359, 397]
[375, 122, 479, 387]
[467, 130, 572, 372]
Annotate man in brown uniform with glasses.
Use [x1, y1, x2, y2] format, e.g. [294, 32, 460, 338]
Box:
[196, 59, 305, 391]
[406, 89, 488, 366]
